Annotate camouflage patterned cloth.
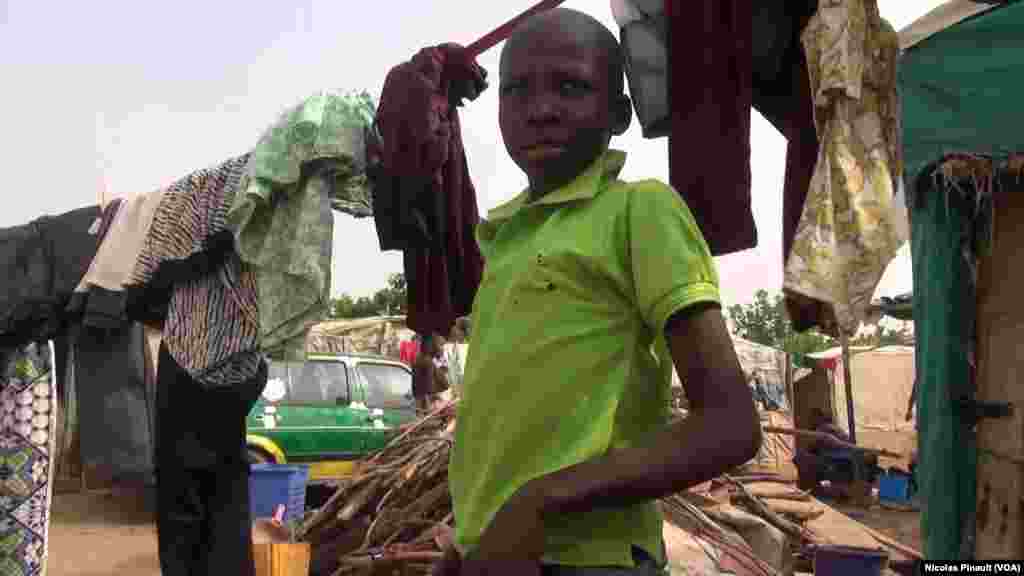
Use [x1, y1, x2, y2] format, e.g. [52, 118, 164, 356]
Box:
[783, 0, 904, 335]
[228, 91, 372, 361]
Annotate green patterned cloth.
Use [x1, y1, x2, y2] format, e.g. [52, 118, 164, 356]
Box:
[228, 91, 373, 360]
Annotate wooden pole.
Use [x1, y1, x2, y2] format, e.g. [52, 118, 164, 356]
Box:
[762, 426, 903, 458]
[840, 331, 857, 445]
[785, 353, 794, 411]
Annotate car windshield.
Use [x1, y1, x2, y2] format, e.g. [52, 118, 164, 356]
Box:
[358, 363, 412, 408]
[269, 361, 349, 403]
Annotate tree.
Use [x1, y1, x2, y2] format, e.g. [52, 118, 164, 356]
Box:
[851, 324, 912, 347]
[327, 273, 407, 319]
[727, 290, 834, 368]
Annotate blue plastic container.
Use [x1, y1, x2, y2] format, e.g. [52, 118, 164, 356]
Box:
[879, 470, 912, 503]
[249, 464, 309, 523]
[813, 545, 888, 575]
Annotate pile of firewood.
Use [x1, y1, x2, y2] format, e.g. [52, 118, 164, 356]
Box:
[299, 400, 916, 575]
[298, 401, 458, 575]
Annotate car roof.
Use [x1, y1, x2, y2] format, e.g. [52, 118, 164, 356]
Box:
[296, 353, 407, 365]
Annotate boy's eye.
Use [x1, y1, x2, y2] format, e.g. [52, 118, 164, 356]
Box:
[559, 79, 591, 96]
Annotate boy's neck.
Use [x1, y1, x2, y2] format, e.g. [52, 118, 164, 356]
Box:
[526, 149, 609, 202]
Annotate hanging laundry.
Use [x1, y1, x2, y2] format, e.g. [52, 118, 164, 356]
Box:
[69, 190, 165, 328]
[106, 154, 265, 388]
[154, 341, 266, 576]
[665, 0, 754, 257]
[783, 0, 903, 335]
[371, 45, 486, 336]
[228, 91, 371, 362]
[0, 205, 103, 349]
[73, 322, 155, 483]
[0, 342, 57, 576]
[611, 0, 669, 138]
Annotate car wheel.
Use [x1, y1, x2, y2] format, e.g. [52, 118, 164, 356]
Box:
[247, 447, 274, 465]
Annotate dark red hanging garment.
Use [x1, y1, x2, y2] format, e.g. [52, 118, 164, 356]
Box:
[370, 45, 486, 337]
[666, 0, 754, 257]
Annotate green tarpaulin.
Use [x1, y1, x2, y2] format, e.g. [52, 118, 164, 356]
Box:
[900, 0, 1024, 560]
[901, 1, 1024, 185]
[910, 188, 977, 560]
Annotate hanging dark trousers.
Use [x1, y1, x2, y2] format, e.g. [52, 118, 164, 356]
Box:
[155, 342, 267, 575]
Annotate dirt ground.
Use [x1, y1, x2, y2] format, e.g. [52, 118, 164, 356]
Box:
[48, 489, 161, 576]
[835, 502, 924, 554]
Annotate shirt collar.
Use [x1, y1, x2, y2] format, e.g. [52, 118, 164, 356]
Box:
[486, 149, 627, 222]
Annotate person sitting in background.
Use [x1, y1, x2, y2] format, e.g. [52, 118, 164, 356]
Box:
[795, 408, 877, 498]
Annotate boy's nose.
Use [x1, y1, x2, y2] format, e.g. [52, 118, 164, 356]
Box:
[526, 94, 562, 124]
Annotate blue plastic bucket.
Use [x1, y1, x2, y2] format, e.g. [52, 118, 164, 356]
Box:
[879, 470, 912, 503]
[813, 545, 888, 575]
[249, 464, 309, 523]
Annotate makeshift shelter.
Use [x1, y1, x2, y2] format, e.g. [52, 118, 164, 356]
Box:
[672, 337, 789, 410]
[899, 0, 1024, 560]
[733, 337, 789, 411]
[305, 316, 414, 358]
[806, 346, 916, 437]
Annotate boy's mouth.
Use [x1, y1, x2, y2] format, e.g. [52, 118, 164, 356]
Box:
[522, 144, 566, 160]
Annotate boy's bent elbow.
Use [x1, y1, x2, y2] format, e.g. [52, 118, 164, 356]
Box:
[712, 385, 762, 470]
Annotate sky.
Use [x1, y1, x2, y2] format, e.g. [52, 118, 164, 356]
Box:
[0, 0, 945, 309]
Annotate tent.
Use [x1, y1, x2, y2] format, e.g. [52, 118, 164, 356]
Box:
[899, 0, 1024, 560]
[305, 316, 414, 358]
[806, 345, 916, 436]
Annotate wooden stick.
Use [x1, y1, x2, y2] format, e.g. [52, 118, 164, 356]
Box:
[840, 332, 857, 445]
[863, 524, 923, 559]
[338, 550, 443, 569]
[724, 476, 808, 541]
[464, 0, 568, 58]
[763, 426, 903, 459]
[367, 400, 455, 465]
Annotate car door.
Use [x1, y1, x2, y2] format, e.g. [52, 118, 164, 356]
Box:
[357, 361, 417, 452]
[248, 360, 306, 459]
[316, 359, 371, 460]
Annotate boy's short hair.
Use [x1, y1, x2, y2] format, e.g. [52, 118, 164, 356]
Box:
[501, 8, 626, 99]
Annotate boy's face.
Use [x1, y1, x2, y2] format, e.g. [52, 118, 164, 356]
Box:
[499, 17, 625, 194]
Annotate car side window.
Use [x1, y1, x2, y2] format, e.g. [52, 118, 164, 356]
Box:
[358, 363, 413, 408]
[321, 363, 350, 403]
[289, 362, 327, 403]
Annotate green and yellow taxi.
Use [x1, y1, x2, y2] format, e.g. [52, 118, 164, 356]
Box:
[245, 353, 416, 481]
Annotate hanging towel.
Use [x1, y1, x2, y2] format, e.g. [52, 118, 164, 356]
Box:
[228, 91, 371, 362]
[666, 0, 754, 257]
[783, 0, 904, 335]
[371, 45, 486, 337]
[612, 0, 670, 138]
[0, 205, 102, 348]
[70, 192, 164, 328]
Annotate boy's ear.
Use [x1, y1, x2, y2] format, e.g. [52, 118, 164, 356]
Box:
[611, 95, 632, 136]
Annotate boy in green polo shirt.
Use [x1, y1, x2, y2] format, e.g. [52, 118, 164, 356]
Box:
[438, 8, 762, 576]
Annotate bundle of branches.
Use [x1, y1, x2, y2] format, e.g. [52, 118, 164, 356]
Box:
[299, 399, 855, 575]
[298, 400, 458, 576]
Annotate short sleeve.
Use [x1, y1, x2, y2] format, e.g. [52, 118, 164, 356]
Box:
[627, 180, 721, 333]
